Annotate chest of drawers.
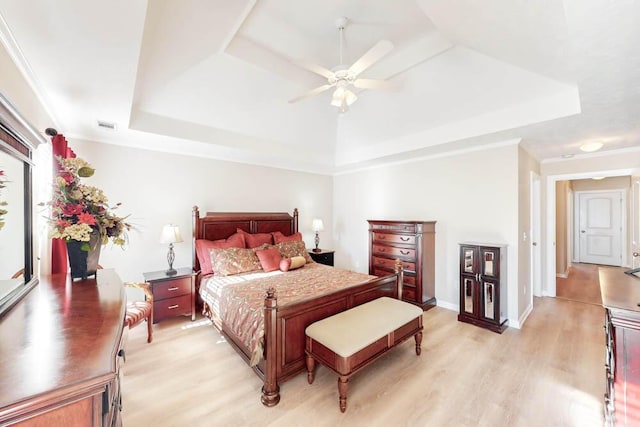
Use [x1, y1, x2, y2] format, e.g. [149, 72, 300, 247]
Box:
[368, 220, 436, 310]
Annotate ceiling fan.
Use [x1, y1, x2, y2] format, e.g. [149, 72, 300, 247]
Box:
[288, 17, 394, 113]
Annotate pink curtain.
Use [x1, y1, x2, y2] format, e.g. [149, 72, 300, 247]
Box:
[50, 133, 76, 274]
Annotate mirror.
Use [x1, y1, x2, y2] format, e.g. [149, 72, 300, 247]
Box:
[0, 150, 25, 296]
[0, 92, 42, 318]
[463, 249, 474, 273]
[483, 281, 494, 319]
[484, 251, 494, 276]
[464, 277, 473, 314]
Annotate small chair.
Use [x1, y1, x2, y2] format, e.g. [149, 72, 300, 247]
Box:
[124, 282, 154, 343]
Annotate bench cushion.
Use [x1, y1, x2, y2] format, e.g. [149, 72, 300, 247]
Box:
[305, 297, 423, 358]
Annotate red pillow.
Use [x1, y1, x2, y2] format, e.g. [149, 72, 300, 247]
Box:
[255, 248, 283, 272]
[272, 231, 303, 244]
[236, 228, 273, 248]
[195, 233, 245, 275]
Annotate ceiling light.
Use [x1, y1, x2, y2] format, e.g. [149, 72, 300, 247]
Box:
[580, 141, 603, 152]
[330, 82, 357, 113]
[592, 176, 605, 180]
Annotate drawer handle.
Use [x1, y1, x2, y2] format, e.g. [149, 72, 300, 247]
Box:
[379, 235, 386, 239]
[377, 260, 385, 265]
[400, 237, 410, 241]
[400, 250, 410, 255]
[378, 248, 386, 252]
[168, 304, 180, 310]
[167, 287, 179, 291]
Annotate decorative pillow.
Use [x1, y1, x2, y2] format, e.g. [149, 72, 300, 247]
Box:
[276, 240, 312, 263]
[280, 256, 306, 272]
[272, 231, 303, 244]
[236, 228, 273, 248]
[255, 248, 283, 272]
[210, 247, 262, 276]
[195, 233, 245, 275]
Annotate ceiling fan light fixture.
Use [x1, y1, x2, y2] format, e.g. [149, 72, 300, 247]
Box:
[331, 86, 357, 109]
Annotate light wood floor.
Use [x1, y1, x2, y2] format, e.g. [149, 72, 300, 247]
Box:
[122, 296, 605, 426]
[556, 263, 603, 306]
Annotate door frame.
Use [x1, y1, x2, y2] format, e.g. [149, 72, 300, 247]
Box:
[544, 168, 637, 297]
[573, 189, 626, 267]
[530, 171, 541, 299]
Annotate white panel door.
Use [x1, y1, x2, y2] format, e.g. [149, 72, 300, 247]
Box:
[578, 191, 623, 266]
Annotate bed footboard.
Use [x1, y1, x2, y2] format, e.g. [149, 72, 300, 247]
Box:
[261, 260, 404, 406]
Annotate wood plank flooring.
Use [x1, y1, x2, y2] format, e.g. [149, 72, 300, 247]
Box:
[556, 263, 603, 306]
[122, 295, 605, 426]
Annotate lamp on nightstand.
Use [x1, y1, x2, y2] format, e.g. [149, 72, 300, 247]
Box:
[311, 218, 324, 253]
[160, 224, 183, 276]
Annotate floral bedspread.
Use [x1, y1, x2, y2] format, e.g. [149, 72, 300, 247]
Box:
[199, 262, 375, 365]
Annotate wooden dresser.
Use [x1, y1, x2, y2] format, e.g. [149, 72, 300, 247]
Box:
[600, 267, 640, 426]
[368, 220, 436, 310]
[0, 269, 126, 426]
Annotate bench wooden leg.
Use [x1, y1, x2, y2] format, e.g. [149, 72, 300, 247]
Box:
[306, 354, 316, 384]
[338, 376, 349, 413]
[415, 331, 422, 356]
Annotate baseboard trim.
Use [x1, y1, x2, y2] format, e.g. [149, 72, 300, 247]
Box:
[436, 300, 458, 312]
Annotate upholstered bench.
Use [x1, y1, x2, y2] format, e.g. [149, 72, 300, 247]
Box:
[305, 296, 423, 412]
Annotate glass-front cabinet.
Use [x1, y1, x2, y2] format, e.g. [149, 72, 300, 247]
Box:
[458, 243, 508, 333]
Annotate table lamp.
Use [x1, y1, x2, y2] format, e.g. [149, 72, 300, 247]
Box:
[311, 218, 324, 253]
[160, 224, 183, 275]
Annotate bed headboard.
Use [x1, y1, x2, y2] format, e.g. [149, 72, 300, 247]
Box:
[191, 206, 299, 273]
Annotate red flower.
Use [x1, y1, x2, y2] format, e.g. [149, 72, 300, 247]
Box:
[62, 203, 84, 216]
[56, 219, 71, 228]
[77, 212, 96, 226]
[61, 172, 74, 184]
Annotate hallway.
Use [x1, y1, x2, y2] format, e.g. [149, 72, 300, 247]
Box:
[556, 263, 603, 306]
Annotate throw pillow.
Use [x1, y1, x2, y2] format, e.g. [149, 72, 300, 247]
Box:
[195, 233, 245, 275]
[236, 228, 273, 248]
[280, 256, 306, 272]
[255, 248, 283, 272]
[276, 240, 312, 263]
[210, 247, 262, 276]
[272, 231, 303, 244]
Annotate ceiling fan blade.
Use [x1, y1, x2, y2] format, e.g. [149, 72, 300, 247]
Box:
[348, 40, 394, 77]
[296, 60, 335, 79]
[353, 78, 396, 90]
[288, 84, 334, 104]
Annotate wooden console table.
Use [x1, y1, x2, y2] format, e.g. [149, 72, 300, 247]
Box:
[0, 269, 126, 426]
[600, 267, 640, 426]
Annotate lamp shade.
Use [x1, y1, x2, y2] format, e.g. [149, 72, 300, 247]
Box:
[311, 218, 324, 232]
[160, 224, 183, 244]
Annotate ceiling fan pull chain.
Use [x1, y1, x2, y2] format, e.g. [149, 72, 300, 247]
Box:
[339, 25, 344, 65]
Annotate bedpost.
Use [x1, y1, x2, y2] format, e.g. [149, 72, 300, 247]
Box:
[262, 287, 280, 406]
[293, 208, 299, 233]
[394, 259, 404, 301]
[192, 206, 200, 273]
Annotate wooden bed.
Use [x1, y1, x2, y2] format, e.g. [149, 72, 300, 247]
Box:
[191, 207, 403, 406]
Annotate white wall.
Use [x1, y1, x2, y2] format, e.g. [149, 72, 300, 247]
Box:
[68, 139, 333, 282]
[333, 144, 521, 324]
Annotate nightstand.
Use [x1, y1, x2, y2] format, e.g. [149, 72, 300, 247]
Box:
[143, 267, 196, 324]
[309, 249, 335, 266]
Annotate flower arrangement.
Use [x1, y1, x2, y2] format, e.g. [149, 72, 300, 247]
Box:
[0, 169, 7, 230]
[49, 156, 131, 250]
